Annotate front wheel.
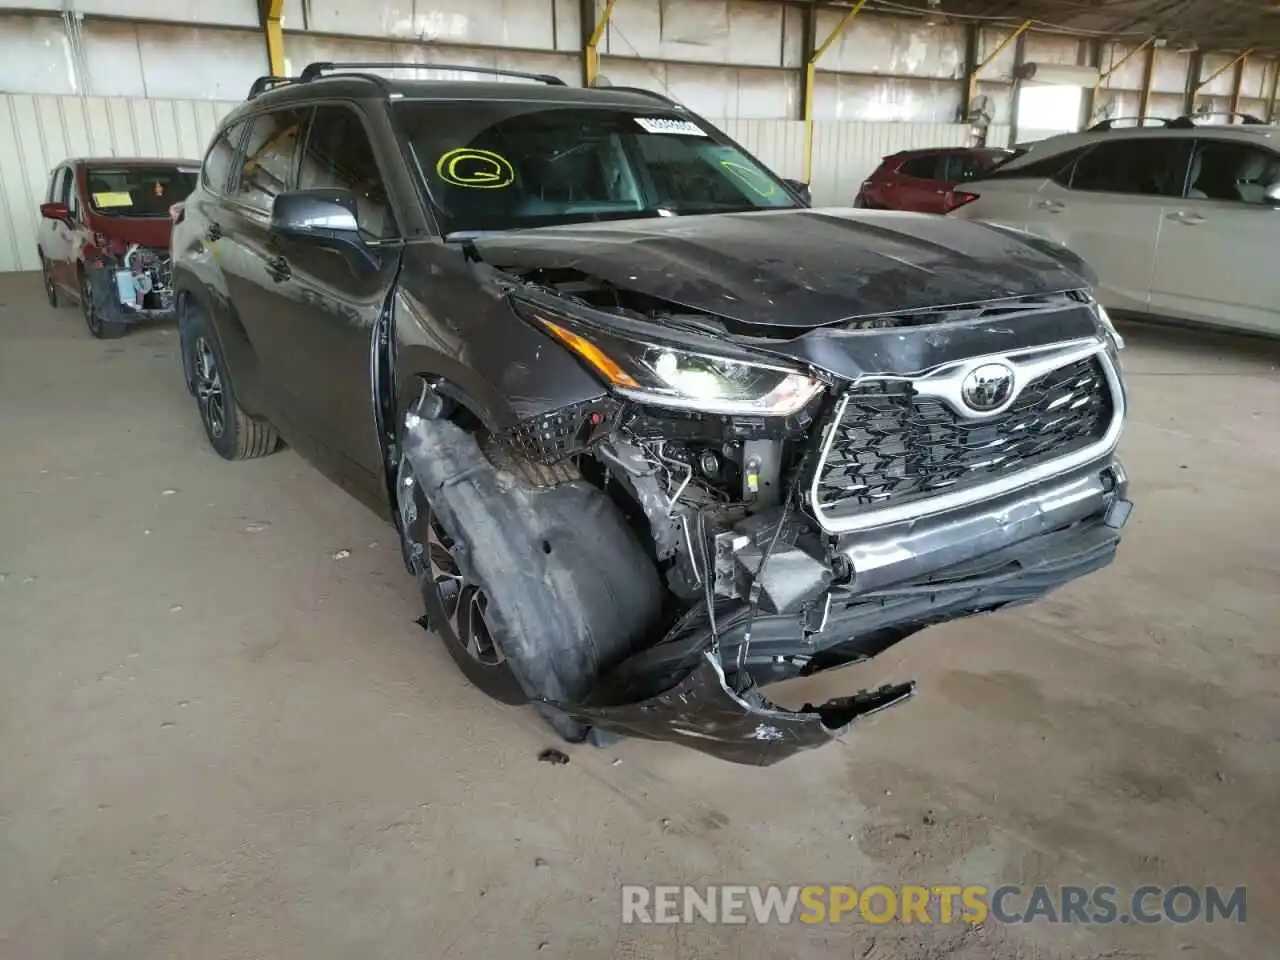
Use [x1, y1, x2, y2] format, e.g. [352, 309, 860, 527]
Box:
[81, 268, 126, 339]
[40, 256, 60, 307]
[400, 460, 526, 704]
[396, 416, 665, 740]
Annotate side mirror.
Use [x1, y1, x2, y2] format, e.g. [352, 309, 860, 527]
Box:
[272, 188, 361, 241]
[271, 188, 378, 272]
[1265, 183, 1280, 205]
[40, 201, 71, 222]
[783, 178, 812, 206]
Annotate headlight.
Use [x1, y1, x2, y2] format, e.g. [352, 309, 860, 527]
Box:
[1093, 302, 1125, 352]
[536, 317, 824, 417]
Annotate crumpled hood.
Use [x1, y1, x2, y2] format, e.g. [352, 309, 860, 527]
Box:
[473, 208, 1089, 330]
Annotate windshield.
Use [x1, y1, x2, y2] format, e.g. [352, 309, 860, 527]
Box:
[395, 102, 798, 234]
[86, 166, 198, 217]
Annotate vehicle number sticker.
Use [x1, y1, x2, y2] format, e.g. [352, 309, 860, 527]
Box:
[634, 117, 707, 136]
[93, 191, 132, 207]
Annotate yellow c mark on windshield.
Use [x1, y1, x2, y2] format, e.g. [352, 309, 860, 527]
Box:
[436, 148, 515, 189]
[720, 161, 776, 198]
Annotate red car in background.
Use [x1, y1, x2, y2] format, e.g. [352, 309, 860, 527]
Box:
[854, 147, 1011, 214]
[37, 157, 198, 338]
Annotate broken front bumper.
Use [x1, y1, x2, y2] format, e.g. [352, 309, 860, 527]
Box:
[565, 460, 1131, 765]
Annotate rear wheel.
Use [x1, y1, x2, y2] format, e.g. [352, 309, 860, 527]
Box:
[81, 268, 126, 340]
[184, 309, 279, 460]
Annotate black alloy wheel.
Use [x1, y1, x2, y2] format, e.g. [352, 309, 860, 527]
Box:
[193, 336, 227, 442]
[81, 270, 101, 336]
[399, 459, 526, 704]
[42, 259, 59, 307]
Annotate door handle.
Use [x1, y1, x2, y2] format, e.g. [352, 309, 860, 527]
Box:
[206, 221, 222, 242]
[1037, 199, 1065, 212]
[267, 254, 291, 283]
[1167, 210, 1205, 225]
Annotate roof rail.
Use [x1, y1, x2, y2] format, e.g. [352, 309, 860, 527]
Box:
[247, 75, 300, 99]
[599, 85, 679, 107]
[1178, 111, 1267, 125]
[297, 61, 566, 86]
[1087, 116, 1173, 131]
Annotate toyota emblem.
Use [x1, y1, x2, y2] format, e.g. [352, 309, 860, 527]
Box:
[961, 362, 1015, 413]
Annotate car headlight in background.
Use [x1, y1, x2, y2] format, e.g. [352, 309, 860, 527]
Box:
[537, 317, 824, 417]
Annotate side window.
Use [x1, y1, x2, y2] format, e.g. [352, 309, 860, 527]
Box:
[48, 166, 66, 203]
[65, 170, 80, 219]
[981, 146, 1087, 185]
[944, 154, 983, 183]
[898, 155, 941, 179]
[203, 119, 247, 195]
[1187, 140, 1280, 205]
[1068, 139, 1190, 197]
[298, 105, 396, 239]
[235, 109, 308, 213]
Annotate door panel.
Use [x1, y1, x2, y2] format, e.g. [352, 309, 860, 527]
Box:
[1023, 181, 1164, 313]
[280, 103, 402, 484]
[46, 167, 77, 291]
[893, 154, 945, 212]
[1150, 140, 1280, 334]
[217, 108, 310, 426]
[1020, 137, 1191, 314]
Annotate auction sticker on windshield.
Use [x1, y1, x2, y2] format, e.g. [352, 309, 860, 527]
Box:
[635, 117, 707, 136]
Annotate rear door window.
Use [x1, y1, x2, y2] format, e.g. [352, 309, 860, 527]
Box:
[1186, 139, 1280, 204]
[234, 108, 309, 213]
[203, 120, 247, 195]
[1068, 138, 1191, 197]
[979, 145, 1089, 185]
[898, 155, 942, 179]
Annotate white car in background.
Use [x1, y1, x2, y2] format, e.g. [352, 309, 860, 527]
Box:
[950, 119, 1280, 336]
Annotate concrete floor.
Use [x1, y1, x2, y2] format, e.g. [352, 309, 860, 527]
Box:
[1, 271, 1278, 960]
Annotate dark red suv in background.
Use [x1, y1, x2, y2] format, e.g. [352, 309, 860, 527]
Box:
[854, 146, 1011, 214]
[37, 157, 198, 338]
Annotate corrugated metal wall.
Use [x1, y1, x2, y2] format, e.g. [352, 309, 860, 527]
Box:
[0, 93, 976, 272]
[719, 118, 975, 206]
[0, 93, 236, 272]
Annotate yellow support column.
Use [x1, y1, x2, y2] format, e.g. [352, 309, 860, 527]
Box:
[967, 19, 1032, 114]
[584, 0, 618, 88]
[803, 0, 868, 184]
[262, 0, 285, 78]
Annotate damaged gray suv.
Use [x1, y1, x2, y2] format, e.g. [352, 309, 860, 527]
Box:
[172, 62, 1132, 765]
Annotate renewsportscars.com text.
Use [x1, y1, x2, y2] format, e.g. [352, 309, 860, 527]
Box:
[621, 884, 1246, 926]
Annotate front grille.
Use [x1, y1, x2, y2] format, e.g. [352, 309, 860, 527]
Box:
[813, 356, 1113, 515]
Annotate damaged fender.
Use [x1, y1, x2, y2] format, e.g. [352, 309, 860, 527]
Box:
[395, 411, 914, 764]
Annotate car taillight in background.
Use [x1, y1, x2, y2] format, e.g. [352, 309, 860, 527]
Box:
[946, 190, 980, 212]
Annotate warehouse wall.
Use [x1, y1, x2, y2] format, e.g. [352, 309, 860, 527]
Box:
[0, 93, 236, 273]
[1, 0, 1277, 272]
